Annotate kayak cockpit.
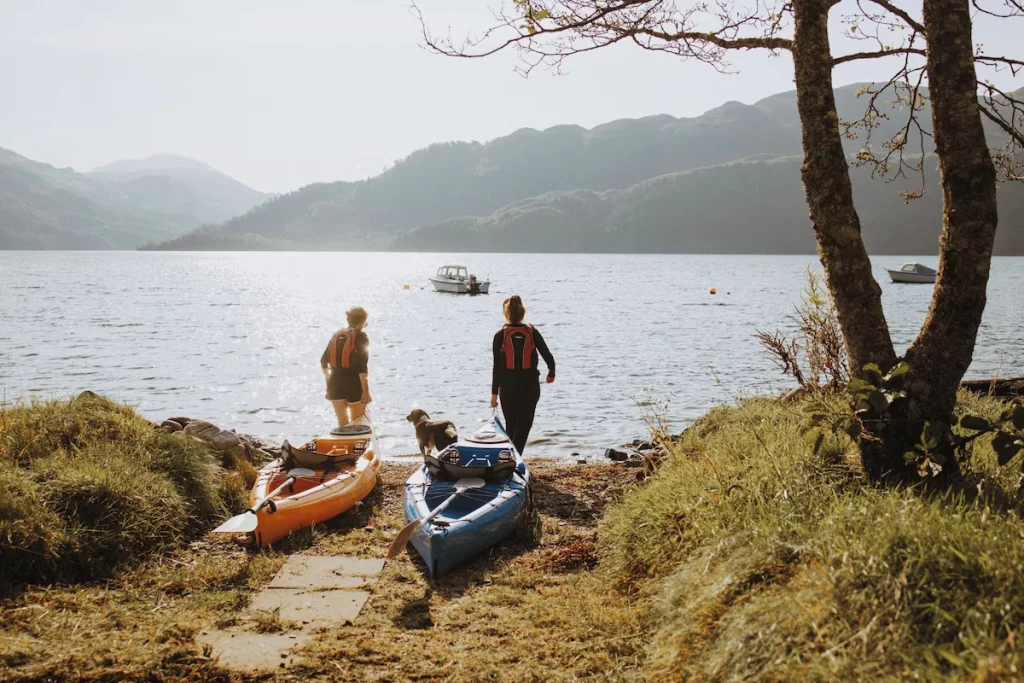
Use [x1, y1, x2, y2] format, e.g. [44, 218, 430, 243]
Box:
[423, 484, 503, 518]
[265, 469, 345, 496]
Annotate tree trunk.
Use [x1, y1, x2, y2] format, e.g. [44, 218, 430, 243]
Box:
[901, 0, 999, 478]
[791, 0, 898, 479]
[790, 0, 897, 378]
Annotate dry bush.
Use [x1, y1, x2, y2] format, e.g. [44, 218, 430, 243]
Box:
[756, 267, 849, 394]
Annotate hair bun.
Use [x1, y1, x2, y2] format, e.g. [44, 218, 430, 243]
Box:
[503, 294, 526, 325]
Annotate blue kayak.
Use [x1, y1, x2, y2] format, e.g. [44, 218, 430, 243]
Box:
[402, 415, 530, 578]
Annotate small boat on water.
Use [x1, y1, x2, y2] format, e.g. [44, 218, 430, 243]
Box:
[887, 263, 937, 284]
[429, 265, 490, 294]
[395, 414, 529, 578]
[212, 416, 381, 547]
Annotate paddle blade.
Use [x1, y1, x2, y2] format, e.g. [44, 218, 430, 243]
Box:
[386, 519, 422, 559]
[211, 511, 258, 534]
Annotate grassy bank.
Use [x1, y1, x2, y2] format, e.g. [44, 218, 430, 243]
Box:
[596, 390, 1024, 680]
[3, 391, 1022, 680]
[0, 393, 259, 590]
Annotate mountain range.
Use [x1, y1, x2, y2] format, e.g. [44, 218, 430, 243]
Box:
[149, 83, 1024, 254]
[3, 83, 1021, 253]
[0, 152, 269, 249]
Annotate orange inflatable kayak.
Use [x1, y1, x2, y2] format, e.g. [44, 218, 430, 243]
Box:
[248, 416, 381, 547]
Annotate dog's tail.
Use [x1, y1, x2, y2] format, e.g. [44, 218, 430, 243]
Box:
[445, 424, 458, 440]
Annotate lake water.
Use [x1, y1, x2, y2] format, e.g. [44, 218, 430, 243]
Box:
[1, 252, 1022, 458]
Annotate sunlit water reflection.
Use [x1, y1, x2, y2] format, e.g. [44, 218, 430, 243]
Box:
[1, 252, 1021, 457]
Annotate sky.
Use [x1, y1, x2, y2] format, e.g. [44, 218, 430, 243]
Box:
[1, 0, 1020, 193]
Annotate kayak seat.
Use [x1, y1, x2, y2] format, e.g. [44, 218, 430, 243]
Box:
[331, 424, 373, 436]
[425, 455, 515, 483]
[465, 432, 508, 444]
[282, 439, 358, 470]
[425, 443, 516, 483]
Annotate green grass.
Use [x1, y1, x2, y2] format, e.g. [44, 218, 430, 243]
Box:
[0, 393, 261, 590]
[4, 389, 1022, 681]
[594, 391, 1024, 680]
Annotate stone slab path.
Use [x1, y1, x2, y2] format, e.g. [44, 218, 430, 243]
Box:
[197, 555, 384, 672]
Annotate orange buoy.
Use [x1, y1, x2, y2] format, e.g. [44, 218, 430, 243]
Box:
[710, 288, 717, 295]
[403, 284, 411, 290]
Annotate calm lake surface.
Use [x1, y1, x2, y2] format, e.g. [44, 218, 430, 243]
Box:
[1, 252, 1022, 457]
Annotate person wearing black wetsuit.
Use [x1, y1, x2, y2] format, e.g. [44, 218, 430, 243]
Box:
[490, 295, 555, 454]
[321, 306, 372, 428]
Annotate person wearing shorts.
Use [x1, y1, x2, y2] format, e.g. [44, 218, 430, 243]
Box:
[321, 306, 372, 427]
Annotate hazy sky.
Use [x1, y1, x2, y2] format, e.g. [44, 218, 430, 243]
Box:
[1, 1, 1020, 193]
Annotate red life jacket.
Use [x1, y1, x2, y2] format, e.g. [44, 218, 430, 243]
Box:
[502, 324, 535, 370]
[328, 328, 358, 370]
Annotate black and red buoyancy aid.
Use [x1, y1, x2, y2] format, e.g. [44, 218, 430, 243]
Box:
[502, 324, 535, 370]
[328, 328, 358, 370]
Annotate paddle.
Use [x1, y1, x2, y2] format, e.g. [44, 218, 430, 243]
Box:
[211, 467, 316, 534]
[386, 477, 486, 559]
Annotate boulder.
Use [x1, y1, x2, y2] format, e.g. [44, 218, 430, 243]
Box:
[183, 420, 243, 452]
[158, 419, 185, 433]
[243, 435, 282, 452]
[604, 448, 631, 462]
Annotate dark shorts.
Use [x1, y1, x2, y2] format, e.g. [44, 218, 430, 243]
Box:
[326, 372, 363, 402]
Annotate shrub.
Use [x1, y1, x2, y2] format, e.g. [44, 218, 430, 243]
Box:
[0, 395, 252, 590]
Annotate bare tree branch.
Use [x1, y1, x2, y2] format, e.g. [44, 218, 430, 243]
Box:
[833, 47, 926, 65]
[412, 0, 794, 78]
[971, 0, 1024, 18]
[977, 81, 1024, 180]
[975, 55, 1024, 75]
[867, 0, 926, 33]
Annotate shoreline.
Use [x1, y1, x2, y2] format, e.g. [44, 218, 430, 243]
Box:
[4, 389, 1024, 679]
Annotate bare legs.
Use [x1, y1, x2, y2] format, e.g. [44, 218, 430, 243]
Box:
[331, 400, 366, 428]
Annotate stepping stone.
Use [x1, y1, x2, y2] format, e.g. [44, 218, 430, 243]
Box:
[201, 555, 383, 670]
[196, 630, 311, 671]
[249, 588, 371, 625]
[267, 555, 384, 590]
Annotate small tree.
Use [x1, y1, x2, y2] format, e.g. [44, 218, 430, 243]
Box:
[415, 0, 1023, 482]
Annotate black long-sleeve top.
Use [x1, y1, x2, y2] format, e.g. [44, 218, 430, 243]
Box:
[492, 325, 555, 394]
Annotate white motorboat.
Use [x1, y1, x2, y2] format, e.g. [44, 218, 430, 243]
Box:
[429, 265, 491, 294]
[887, 263, 937, 284]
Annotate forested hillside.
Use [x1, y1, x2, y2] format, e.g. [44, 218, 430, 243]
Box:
[151, 83, 1022, 254]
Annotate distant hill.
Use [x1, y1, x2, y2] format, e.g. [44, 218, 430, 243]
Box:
[400, 155, 1024, 255]
[0, 150, 270, 249]
[151, 99, 806, 250]
[0, 147, 187, 249]
[88, 155, 270, 225]
[151, 83, 1022, 254]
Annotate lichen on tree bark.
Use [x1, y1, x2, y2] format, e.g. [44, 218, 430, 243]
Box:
[791, 0, 897, 380]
